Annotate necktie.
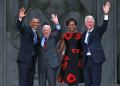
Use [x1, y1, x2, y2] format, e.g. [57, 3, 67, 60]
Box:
[33, 31, 37, 45]
[33, 31, 37, 55]
[87, 31, 90, 44]
[43, 38, 47, 59]
[43, 38, 47, 50]
[87, 31, 90, 52]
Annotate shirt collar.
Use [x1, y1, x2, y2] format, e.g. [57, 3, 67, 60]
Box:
[31, 28, 36, 32]
[87, 27, 94, 33]
[42, 36, 49, 40]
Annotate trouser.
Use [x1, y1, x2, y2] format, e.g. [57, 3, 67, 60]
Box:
[17, 56, 36, 86]
[83, 57, 102, 86]
[38, 60, 57, 86]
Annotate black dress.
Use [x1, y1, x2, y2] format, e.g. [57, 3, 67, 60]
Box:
[58, 32, 84, 84]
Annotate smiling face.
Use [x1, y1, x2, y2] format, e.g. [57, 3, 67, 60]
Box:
[42, 25, 51, 38]
[85, 18, 95, 31]
[30, 18, 40, 30]
[67, 21, 76, 32]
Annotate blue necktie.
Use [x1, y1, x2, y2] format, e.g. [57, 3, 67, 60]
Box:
[33, 31, 37, 45]
[87, 31, 90, 52]
[33, 31, 37, 55]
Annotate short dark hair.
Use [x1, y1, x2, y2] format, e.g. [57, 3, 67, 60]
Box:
[66, 18, 77, 26]
[30, 17, 39, 22]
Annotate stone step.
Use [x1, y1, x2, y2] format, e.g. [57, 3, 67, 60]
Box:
[12, 80, 84, 86]
[1, 82, 119, 86]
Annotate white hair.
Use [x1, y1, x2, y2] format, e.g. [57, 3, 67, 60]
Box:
[85, 15, 95, 23]
[42, 25, 51, 31]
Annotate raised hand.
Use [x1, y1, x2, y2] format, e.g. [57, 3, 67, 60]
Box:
[19, 7, 27, 19]
[103, 2, 110, 14]
[51, 14, 59, 25]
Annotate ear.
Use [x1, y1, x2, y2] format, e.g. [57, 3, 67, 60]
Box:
[49, 31, 51, 34]
[30, 22, 31, 26]
[42, 31, 44, 34]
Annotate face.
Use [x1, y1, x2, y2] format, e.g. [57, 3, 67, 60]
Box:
[42, 26, 51, 38]
[85, 18, 95, 31]
[30, 18, 40, 30]
[67, 21, 76, 32]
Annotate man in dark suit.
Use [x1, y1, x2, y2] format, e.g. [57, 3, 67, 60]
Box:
[81, 2, 110, 86]
[16, 7, 40, 86]
[37, 14, 62, 86]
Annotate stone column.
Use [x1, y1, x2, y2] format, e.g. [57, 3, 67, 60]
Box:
[116, 0, 120, 84]
[0, 0, 7, 86]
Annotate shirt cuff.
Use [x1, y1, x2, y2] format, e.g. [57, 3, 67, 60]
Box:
[104, 15, 108, 20]
[19, 18, 22, 22]
[56, 25, 61, 30]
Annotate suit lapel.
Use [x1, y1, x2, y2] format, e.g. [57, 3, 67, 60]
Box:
[28, 27, 34, 39]
[88, 28, 96, 44]
[36, 32, 40, 41]
[82, 30, 87, 44]
[46, 35, 52, 51]
[40, 35, 52, 51]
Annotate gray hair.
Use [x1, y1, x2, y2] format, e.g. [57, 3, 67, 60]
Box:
[85, 15, 95, 23]
[42, 25, 51, 31]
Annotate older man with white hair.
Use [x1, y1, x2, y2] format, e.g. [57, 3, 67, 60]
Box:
[81, 2, 110, 86]
[37, 14, 62, 86]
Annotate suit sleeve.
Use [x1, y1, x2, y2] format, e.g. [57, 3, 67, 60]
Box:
[16, 19, 25, 33]
[35, 41, 41, 55]
[54, 27, 62, 44]
[98, 20, 109, 35]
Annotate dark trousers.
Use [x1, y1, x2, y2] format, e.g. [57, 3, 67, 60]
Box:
[83, 57, 102, 86]
[38, 60, 57, 86]
[17, 56, 36, 86]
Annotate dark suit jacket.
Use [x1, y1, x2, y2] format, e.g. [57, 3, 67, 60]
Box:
[16, 19, 40, 62]
[37, 29, 62, 72]
[81, 20, 108, 67]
